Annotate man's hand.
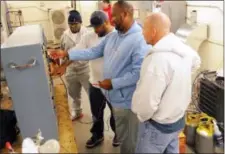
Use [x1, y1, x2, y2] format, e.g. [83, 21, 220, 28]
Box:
[48, 49, 68, 60]
[49, 63, 59, 76]
[99, 79, 112, 90]
[56, 65, 67, 76]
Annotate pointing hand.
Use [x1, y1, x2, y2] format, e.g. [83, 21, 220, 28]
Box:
[48, 49, 68, 60]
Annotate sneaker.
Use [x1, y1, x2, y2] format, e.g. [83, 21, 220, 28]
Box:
[86, 135, 104, 148]
[112, 136, 121, 147]
[71, 113, 84, 121]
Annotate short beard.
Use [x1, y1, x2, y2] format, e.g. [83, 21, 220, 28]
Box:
[115, 25, 124, 33]
[98, 31, 107, 37]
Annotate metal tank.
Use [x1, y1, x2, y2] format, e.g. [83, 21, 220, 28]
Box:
[184, 112, 208, 146]
[195, 116, 214, 153]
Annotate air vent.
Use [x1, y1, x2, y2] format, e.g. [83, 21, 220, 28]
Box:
[49, 8, 70, 44]
[52, 11, 65, 25]
[54, 28, 66, 40]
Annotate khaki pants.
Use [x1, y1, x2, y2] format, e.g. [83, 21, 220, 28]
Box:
[113, 107, 139, 153]
[64, 71, 89, 115]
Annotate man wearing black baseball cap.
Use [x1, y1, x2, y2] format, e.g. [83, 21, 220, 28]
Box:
[60, 10, 90, 121]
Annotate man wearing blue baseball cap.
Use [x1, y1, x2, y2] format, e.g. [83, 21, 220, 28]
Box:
[56, 10, 120, 148]
[86, 10, 120, 148]
[60, 10, 89, 121]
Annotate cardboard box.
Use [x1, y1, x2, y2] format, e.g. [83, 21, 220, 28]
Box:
[179, 131, 186, 153]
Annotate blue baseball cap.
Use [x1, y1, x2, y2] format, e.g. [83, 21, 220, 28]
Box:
[88, 11, 108, 27]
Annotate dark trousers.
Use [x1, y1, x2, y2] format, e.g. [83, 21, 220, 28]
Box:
[89, 83, 116, 137]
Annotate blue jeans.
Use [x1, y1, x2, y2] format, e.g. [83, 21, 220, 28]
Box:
[136, 121, 181, 153]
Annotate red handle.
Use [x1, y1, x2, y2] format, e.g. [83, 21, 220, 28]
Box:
[5, 142, 12, 150]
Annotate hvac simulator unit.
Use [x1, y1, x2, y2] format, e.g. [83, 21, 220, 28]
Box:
[1, 24, 58, 140]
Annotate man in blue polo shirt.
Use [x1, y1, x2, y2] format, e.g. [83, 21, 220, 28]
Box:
[49, 1, 150, 153]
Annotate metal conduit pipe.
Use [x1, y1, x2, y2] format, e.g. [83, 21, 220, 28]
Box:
[71, 0, 76, 9]
[186, 4, 223, 14]
[8, 6, 49, 12]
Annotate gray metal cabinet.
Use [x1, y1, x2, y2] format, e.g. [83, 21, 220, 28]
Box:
[1, 25, 58, 140]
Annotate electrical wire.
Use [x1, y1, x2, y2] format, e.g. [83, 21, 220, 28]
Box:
[190, 70, 209, 112]
[104, 90, 113, 132]
[58, 76, 111, 132]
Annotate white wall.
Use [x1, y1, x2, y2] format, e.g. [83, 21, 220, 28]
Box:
[186, 1, 224, 71]
[76, 1, 98, 27]
[127, 1, 152, 25]
[6, 1, 71, 41]
[1, 1, 10, 36]
[6, 1, 99, 41]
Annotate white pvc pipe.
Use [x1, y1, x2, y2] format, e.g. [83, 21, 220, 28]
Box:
[187, 4, 223, 14]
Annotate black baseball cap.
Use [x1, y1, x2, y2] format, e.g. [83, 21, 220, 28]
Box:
[68, 10, 82, 24]
[88, 11, 108, 27]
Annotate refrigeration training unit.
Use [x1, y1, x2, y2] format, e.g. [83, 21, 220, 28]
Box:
[1, 25, 58, 141]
